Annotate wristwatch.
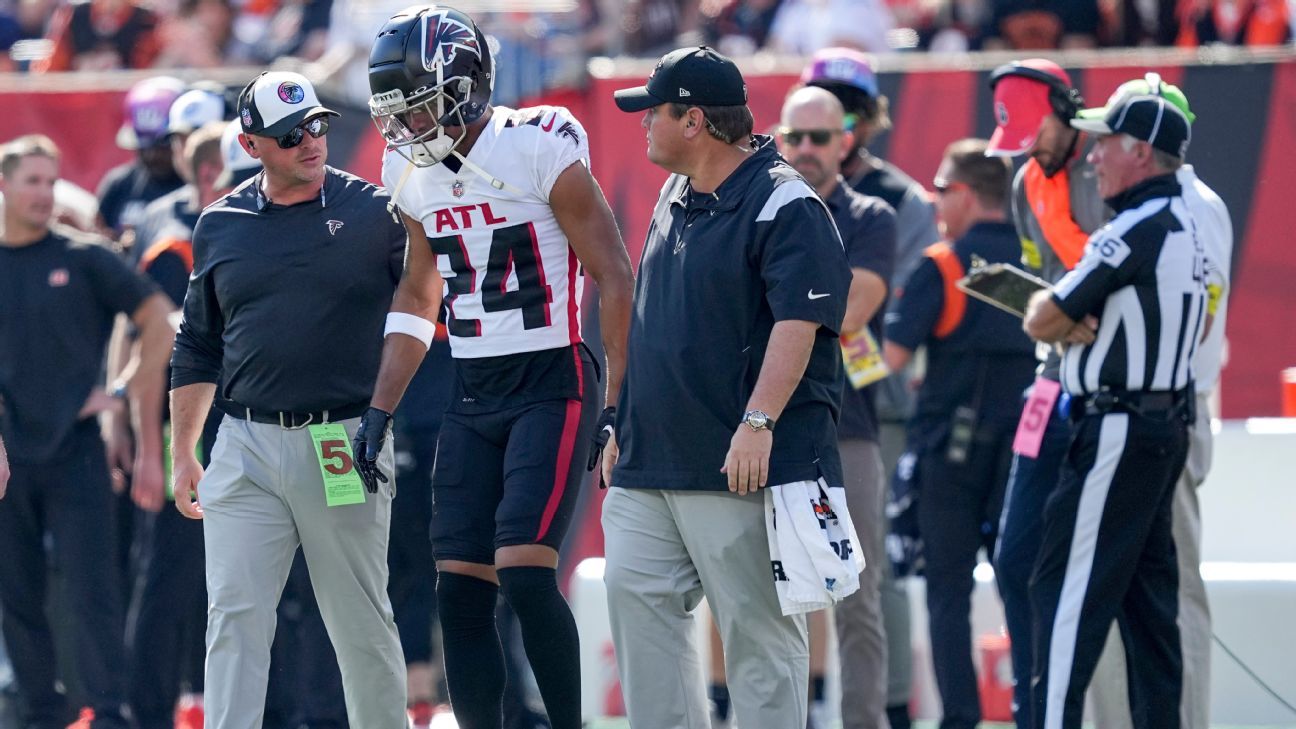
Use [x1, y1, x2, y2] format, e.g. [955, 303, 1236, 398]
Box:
[741, 409, 775, 432]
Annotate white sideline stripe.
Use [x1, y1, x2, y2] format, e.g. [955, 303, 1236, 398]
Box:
[973, 561, 1296, 583]
[1045, 412, 1129, 729]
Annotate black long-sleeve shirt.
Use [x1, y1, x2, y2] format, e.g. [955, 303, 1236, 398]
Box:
[170, 167, 406, 412]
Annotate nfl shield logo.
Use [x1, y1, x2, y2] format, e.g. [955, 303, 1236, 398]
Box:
[451, 180, 465, 198]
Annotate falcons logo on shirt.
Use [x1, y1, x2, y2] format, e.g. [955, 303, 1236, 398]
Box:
[421, 11, 480, 71]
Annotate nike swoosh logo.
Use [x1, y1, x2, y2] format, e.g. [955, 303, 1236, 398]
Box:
[808, 290, 831, 300]
[541, 114, 556, 132]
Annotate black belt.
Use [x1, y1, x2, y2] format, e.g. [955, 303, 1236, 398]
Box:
[220, 400, 369, 429]
[1073, 388, 1192, 422]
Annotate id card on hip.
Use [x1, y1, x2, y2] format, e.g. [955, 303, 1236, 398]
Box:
[309, 423, 366, 506]
[1012, 378, 1061, 459]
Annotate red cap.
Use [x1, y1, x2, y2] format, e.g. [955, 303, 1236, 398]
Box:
[986, 59, 1074, 157]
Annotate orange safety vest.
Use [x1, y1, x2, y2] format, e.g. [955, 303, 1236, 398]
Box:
[1022, 159, 1088, 271]
[924, 242, 967, 339]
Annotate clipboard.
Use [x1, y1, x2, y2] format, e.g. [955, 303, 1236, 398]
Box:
[956, 259, 1051, 318]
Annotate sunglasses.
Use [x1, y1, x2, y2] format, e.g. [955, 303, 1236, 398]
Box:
[275, 116, 329, 149]
[779, 128, 841, 146]
[932, 180, 968, 195]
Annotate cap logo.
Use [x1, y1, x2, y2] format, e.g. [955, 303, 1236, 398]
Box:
[824, 58, 860, 82]
[678, 87, 691, 98]
[133, 107, 165, 132]
[421, 10, 480, 71]
[240, 106, 253, 128]
[996, 101, 1009, 125]
[277, 82, 305, 104]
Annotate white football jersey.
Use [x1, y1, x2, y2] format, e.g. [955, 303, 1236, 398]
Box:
[383, 105, 590, 358]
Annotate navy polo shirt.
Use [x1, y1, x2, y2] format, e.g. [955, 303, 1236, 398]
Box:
[884, 221, 1036, 430]
[825, 181, 896, 442]
[0, 227, 157, 464]
[613, 138, 851, 492]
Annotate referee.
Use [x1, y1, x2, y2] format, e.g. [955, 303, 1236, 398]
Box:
[169, 72, 407, 729]
[1023, 91, 1205, 729]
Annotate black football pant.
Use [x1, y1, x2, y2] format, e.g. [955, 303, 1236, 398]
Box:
[126, 504, 207, 729]
[1030, 411, 1188, 729]
[0, 423, 130, 729]
[126, 422, 217, 729]
[916, 424, 1014, 729]
[389, 425, 439, 667]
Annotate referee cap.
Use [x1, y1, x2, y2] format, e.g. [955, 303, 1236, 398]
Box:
[1075, 72, 1195, 124]
[1071, 73, 1193, 158]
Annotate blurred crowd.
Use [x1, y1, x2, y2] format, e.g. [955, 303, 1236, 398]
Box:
[1, 0, 1292, 85]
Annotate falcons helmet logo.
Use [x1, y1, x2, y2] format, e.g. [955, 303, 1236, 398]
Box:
[421, 10, 480, 72]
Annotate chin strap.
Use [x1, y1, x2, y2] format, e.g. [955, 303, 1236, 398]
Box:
[386, 158, 417, 223]
[386, 137, 533, 224]
[449, 148, 527, 198]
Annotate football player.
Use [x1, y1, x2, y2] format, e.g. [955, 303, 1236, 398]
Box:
[353, 6, 634, 729]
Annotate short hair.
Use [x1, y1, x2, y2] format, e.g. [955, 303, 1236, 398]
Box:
[808, 83, 891, 144]
[1151, 147, 1184, 172]
[943, 138, 1012, 209]
[184, 121, 226, 182]
[1118, 134, 1185, 172]
[1, 134, 60, 178]
[668, 103, 755, 146]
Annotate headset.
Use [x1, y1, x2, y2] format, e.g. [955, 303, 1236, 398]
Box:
[989, 62, 1085, 121]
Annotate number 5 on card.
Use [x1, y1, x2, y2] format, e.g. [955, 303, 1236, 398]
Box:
[309, 423, 366, 506]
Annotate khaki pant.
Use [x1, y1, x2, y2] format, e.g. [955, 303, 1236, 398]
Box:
[201, 415, 406, 729]
[835, 439, 889, 729]
[1088, 392, 1213, 729]
[602, 487, 809, 729]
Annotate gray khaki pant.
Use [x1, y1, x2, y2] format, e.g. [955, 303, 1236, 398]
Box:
[1088, 392, 1213, 729]
[602, 487, 809, 729]
[201, 415, 406, 729]
[835, 439, 889, 729]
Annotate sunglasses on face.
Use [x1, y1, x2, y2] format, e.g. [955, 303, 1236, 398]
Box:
[275, 116, 329, 149]
[932, 180, 968, 195]
[779, 128, 840, 146]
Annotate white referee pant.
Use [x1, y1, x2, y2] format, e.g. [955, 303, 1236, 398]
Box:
[1087, 391, 1213, 729]
[200, 415, 406, 729]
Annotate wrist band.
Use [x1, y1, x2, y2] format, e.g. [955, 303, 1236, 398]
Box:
[384, 312, 437, 350]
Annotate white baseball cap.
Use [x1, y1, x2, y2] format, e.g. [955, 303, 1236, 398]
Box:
[168, 89, 227, 136]
[216, 120, 262, 190]
[236, 71, 338, 138]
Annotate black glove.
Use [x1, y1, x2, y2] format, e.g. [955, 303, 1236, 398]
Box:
[587, 406, 617, 487]
[352, 407, 392, 493]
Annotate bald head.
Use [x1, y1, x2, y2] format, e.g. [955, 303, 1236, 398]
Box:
[776, 86, 853, 195]
[781, 86, 845, 129]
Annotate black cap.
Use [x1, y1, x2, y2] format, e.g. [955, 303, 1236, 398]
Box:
[614, 46, 747, 112]
[1070, 94, 1191, 159]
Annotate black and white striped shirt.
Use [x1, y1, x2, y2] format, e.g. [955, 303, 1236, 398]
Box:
[1051, 174, 1207, 396]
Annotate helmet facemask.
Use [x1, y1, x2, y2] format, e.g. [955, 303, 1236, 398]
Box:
[370, 72, 476, 167]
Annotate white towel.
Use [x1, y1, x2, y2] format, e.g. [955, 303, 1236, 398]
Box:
[764, 478, 865, 616]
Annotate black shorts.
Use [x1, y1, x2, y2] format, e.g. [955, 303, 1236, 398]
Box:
[430, 344, 600, 563]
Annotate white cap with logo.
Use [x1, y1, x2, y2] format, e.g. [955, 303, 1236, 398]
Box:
[236, 71, 339, 138]
[216, 120, 263, 190]
[168, 89, 227, 136]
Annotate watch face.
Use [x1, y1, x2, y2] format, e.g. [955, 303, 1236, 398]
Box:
[746, 411, 768, 429]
